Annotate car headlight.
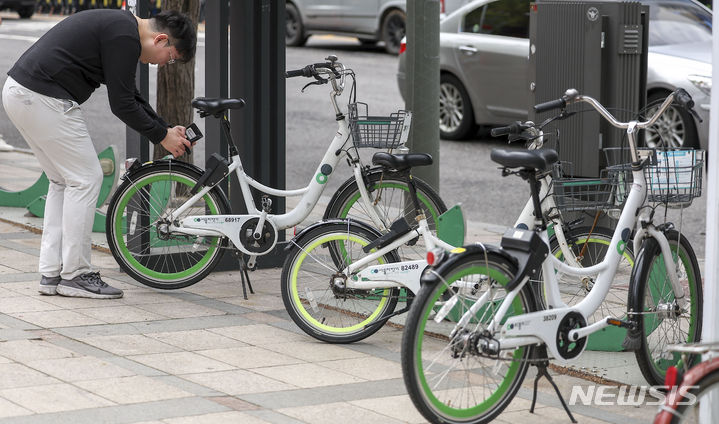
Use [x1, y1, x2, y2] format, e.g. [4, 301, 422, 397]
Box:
[688, 75, 711, 96]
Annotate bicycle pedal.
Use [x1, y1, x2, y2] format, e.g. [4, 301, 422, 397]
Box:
[606, 317, 637, 330]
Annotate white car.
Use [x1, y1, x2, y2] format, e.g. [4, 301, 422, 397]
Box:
[397, 0, 711, 150]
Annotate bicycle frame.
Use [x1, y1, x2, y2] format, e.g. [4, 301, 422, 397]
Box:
[455, 93, 690, 361]
[156, 65, 409, 256]
[344, 217, 456, 295]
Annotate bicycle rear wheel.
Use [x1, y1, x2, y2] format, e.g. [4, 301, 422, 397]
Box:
[635, 229, 703, 386]
[401, 251, 534, 424]
[325, 169, 447, 261]
[281, 222, 400, 343]
[106, 162, 230, 289]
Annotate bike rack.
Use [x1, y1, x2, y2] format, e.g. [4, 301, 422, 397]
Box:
[0, 146, 119, 232]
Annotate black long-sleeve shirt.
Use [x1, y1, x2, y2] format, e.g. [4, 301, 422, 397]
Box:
[8, 9, 168, 144]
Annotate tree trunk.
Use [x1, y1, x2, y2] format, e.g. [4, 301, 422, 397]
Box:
[153, 0, 200, 163]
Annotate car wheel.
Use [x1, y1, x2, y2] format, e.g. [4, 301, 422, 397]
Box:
[644, 91, 698, 149]
[17, 6, 34, 18]
[439, 74, 475, 140]
[286, 3, 308, 47]
[381, 9, 405, 54]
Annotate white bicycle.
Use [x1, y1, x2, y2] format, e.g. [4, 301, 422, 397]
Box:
[105, 56, 446, 291]
[401, 88, 704, 424]
[280, 106, 636, 344]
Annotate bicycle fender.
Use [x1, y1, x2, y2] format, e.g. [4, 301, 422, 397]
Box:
[285, 219, 401, 264]
[119, 159, 231, 219]
[420, 243, 518, 287]
[623, 236, 658, 351]
[123, 159, 205, 181]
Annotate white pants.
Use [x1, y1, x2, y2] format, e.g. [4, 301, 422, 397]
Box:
[2, 77, 102, 280]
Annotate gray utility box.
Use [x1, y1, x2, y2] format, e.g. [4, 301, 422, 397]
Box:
[529, 0, 649, 177]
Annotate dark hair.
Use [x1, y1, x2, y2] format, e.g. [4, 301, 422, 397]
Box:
[152, 10, 196, 63]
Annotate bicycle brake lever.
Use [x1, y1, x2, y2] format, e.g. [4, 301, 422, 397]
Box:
[301, 80, 325, 92]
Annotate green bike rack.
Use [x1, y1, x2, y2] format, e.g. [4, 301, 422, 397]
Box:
[24, 146, 119, 233]
[0, 170, 50, 207]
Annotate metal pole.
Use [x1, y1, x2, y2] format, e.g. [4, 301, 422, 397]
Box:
[406, 0, 440, 191]
[126, 0, 149, 162]
[205, 0, 233, 271]
[231, 0, 287, 268]
[204, 0, 229, 177]
[699, 2, 719, 422]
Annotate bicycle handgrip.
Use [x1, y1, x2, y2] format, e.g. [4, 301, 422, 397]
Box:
[491, 122, 522, 137]
[534, 98, 567, 113]
[285, 69, 306, 78]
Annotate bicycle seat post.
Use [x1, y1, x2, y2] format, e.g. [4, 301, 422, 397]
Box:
[219, 113, 239, 157]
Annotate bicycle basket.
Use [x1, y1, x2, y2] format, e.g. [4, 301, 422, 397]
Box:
[552, 171, 623, 213]
[348, 102, 412, 149]
[604, 148, 704, 207]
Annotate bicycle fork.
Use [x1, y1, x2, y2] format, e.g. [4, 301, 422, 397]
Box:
[633, 222, 688, 310]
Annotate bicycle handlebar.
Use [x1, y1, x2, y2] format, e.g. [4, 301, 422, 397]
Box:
[285, 67, 311, 78]
[536, 87, 695, 131]
[490, 121, 525, 137]
[285, 62, 342, 79]
[533, 98, 566, 114]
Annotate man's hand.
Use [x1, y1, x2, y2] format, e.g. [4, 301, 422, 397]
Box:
[160, 126, 193, 157]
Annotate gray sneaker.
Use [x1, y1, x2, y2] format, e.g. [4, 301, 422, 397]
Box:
[38, 275, 61, 295]
[56, 273, 124, 299]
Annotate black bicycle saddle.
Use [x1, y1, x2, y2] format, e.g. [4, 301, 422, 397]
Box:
[490, 148, 558, 172]
[192, 97, 246, 117]
[372, 152, 433, 172]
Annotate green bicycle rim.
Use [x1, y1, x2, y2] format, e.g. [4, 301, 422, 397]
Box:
[553, 237, 634, 266]
[114, 173, 220, 281]
[416, 265, 524, 418]
[340, 182, 441, 223]
[290, 233, 389, 334]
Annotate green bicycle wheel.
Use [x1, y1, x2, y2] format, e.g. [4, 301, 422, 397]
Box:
[281, 221, 400, 343]
[106, 162, 230, 289]
[325, 169, 447, 261]
[401, 251, 534, 424]
[634, 229, 702, 386]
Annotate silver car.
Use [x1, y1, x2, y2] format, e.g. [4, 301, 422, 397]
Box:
[285, 0, 409, 54]
[285, 0, 470, 54]
[397, 0, 711, 150]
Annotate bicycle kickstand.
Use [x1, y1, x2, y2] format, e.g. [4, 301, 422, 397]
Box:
[233, 251, 255, 300]
[529, 345, 577, 423]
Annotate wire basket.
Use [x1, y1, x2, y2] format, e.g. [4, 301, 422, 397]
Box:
[605, 148, 704, 207]
[348, 102, 412, 149]
[552, 170, 622, 213]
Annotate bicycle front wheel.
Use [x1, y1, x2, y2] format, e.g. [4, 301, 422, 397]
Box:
[635, 229, 703, 386]
[106, 162, 230, 289]
[325, 169, 447, 260]
[401, 252, 534, 424]
[281, 222, 400, 343]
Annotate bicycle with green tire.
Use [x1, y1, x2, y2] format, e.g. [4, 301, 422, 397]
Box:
[402, 89, 704, 424]
[105, 56, 447, 290]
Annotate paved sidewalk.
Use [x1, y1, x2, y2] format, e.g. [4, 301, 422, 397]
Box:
[0, 219, 661, 424]
[0, 149, 682, 423]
